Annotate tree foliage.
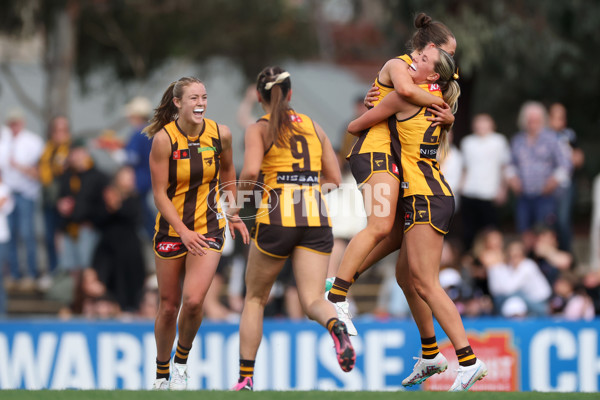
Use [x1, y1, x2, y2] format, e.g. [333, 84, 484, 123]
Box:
[76, 0, 317, 83]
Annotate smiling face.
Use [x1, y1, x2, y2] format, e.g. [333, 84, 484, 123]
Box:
[408, 46, 440, 84]
[173, 82, 207, 127]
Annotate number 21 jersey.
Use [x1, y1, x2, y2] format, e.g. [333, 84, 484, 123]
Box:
[393, 84, 454, 198]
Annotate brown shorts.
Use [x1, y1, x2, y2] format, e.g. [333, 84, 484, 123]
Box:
[403, 195, 454, 235]
[348, 152, 400, 187]
[153, 228, 225, 259]
[252, 222, 333, 258]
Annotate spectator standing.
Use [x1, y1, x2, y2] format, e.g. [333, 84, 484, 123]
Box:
[123, 97, 155, 239]
[506, 102, 571, 251]
[0, 109, 44, 291]
[0, 174, 15, 315]
[92, 166, 146, 313]
[38, 116, 71, 286]
[548, 103, 584, 252]
[439, 129, 463, 210]
[56, 139, 108, 275]
[459, 114, 510, 251]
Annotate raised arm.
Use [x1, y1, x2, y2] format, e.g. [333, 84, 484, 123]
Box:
[347, 92, 405, 135]
[387, 58, 444, 107]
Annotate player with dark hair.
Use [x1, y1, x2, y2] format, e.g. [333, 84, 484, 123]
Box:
[348, 46, 487, 391]
[329, 12, 456, 336]
[232, 66, 354, 391]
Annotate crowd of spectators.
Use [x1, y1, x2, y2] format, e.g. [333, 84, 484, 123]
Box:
[0, 98, 598, 322]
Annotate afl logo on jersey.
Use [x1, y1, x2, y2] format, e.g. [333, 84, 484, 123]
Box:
[173, 149, 190, 160]
[428, 84, 441, 92]
[289, 114, 303, 123]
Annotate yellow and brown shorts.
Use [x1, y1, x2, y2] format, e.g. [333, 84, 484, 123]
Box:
[251, 222, 333, 258]
[348, 152, 401, 187]
[153, 228, 225, 259]
[403, 195, 455, 235]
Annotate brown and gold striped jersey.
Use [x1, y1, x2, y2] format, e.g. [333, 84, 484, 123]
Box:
[255, 112, 331, 227]
[349, 54, 413, 157]
[155, 119, 226, 236]
[392, 84, 454, 197]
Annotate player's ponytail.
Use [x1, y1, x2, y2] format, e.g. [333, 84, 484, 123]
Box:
[433, 49, 461, 160]
[143, 77, 203, 138]
[409, 12, 454, 53]
[257, 66, 295, 147]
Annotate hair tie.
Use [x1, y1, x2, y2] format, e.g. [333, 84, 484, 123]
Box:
[452, 68, 459, 81]
[264, 72, 290, 90]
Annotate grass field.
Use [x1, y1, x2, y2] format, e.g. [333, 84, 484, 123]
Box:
[1, 391, 598, 400]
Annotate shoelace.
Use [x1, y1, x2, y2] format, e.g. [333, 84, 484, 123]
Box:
[412, 356, 424, 366]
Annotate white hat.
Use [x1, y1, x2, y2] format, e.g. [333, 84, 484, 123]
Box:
[439, 268, 462, 289]
[125, 96, 152, 118]
[501, 296, 528, 318]
[5, 108, 25, 123]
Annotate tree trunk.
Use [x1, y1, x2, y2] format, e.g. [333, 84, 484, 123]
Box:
[44, 1, 78, 123]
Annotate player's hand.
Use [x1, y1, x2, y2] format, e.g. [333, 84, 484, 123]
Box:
[426, 103, 454, 127]
[364, 84, 380, 108]
[228, 214, 250, 244]
[180, 229, 208, 256]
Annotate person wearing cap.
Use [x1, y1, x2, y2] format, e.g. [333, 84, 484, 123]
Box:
[123, 96, 155, 239]
[0, 109, 44, 291]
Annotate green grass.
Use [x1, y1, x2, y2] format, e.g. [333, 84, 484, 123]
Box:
[1, 391, 598, 400]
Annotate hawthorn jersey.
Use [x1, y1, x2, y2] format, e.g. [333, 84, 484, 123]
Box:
[348, 54, 413, 157]
[255, 112, 331, 227]
[392, 84, 454, 198]
[155, 119, 226, 237]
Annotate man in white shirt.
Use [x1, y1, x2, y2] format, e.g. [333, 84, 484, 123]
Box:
[460, 114, 511, 250]
[0, 109, 44, 290]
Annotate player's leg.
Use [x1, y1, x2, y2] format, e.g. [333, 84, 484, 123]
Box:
[356, 197, 405, 276]
[153, 255, 185, 390]
[405, 224, 487, 391]
[292, 246, 355, 372]
[169, 249, 222, 389]
[396, 243, 448, 386]
[328, 172, 398, 335]
[235, 241, 287, 390]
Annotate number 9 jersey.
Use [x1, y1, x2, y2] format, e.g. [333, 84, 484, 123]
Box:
[255, 112, 331, 228]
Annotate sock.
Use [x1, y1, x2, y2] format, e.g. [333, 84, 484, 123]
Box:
[174, 341, 191, 364]
[326, 317, 340, 332]
[239, 359, 255, 381]
[156, 358, 170, 380]
[456, 345, 477, 367]
[352, 272, 360, 283]
[327, 277, 351, 303]
[421, 336, 439, 360]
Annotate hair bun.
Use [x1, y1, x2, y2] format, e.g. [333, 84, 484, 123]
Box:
[414, 13, 432, 29]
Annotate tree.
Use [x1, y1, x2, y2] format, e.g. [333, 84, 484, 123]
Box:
[0, 0, 318, 125]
